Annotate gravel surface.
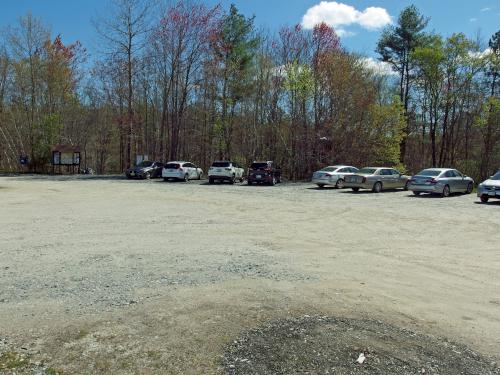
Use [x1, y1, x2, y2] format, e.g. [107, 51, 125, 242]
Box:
[222, 315, 500, 374]
[0, 175, 499, 374]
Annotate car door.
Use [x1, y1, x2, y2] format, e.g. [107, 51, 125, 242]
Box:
[453, 170, 466, 191]
[189, 163, 198, 179]
[336, 168, 348, 181]
[379, 169, 392, 188]
[391, 169, 404, 188]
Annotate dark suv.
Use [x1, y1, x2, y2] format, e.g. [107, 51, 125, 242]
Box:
[247, 161, 282, 185]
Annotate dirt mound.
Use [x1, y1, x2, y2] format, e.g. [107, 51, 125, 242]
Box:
[222, 316, 500, 375]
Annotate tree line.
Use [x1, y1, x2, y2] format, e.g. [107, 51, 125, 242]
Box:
[0, 1, 498, 180]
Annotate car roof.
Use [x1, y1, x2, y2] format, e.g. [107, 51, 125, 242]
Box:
[419, 168, 452, 171]
[166, 161, 188, 164]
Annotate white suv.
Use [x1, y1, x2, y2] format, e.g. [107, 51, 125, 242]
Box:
[162, 161, 203, 182]
[208, 161, 245, 184]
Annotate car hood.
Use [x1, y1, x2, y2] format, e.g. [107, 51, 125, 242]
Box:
[481, 179, 500, 187]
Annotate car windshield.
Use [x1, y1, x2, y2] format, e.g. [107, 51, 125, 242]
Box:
[165, 163, 180, 169]
[320, 167, 338, 172]
[137, 161, 153, 167]
[416, 169, 441, 177]
[490, 171, 500, 180]
[357, 168, 377, 174]
[250, 162, 269, 169]
[212, 162, 230, 168]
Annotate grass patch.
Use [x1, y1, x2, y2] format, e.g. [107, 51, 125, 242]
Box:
[0, 351, 29, 370]
[45, 367, 64, 375]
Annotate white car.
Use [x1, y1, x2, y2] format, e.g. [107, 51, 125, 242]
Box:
[162, 161, 203, 182]
[208, 161, 245, 184]
[311, 165, 359, 188]
[477, 170, 500, 203]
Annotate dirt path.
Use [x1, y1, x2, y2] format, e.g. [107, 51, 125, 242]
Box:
[0, 176, 499, 374]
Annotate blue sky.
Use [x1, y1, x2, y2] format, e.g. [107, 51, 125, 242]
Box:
[0, 0, 498, 59]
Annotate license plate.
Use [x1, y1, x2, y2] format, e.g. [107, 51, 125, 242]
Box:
[216, 169, 221, 172]
[256, 175, 262, 179]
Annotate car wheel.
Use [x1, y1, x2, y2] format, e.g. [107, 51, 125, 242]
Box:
[270, 176, 276, 186]
[229, 175, 235, 184]
[247, 180, 253, 185]
[184, 174, 189, 182]
[209, 177, 214, 184]
[372, 182, 382, 193]
[198, 172, 202, 180]
[352, 187, 359, 192]
[466, 182, 473, 194]
[480, 195, 489, 203]
[441, 185, 450, 198]
[413, 191, 421, 196]
[404, 181, 409, 191]
[145, 172, 151, 180]
[317, 184, 325, 189]
[163, 177, 169, 182]
[336, 179, 345, 189]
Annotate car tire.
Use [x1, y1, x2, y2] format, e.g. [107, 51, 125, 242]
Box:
[441, 185, 450, 198]
[317, 184, 325, 189]
[352, 187, 359, 192]
[209, 178, 214, 184]
[372, 182, 382, 193]
[198, 172, 202, 180]
[404, 181, 409, 191]
[145, 172, 151, 180]
[335, 179, 345, 189]
[270, 176, 276, 186]
[163, 177, 169, 182]
[247, 180, 252, 185]
[184, 174, 189, 182]
[480, 195, 489, 203]
[413, 191, 421, 196]
[466, 182, 473, 194]
[229, 175, 235, 184]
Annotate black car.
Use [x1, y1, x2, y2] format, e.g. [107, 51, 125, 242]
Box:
[247, 161, 282, 185]
[126, 161, 164, 179]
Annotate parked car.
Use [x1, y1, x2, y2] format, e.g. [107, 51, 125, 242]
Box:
[247, 161, 281, 185]
[162, 161, 203, 182]
[208, 161, 245, 184]
[477, 170, 500, 203]
[126, 161, 163, 179]
[344, 167, 410, 192]
[311, 165, 358, 188]
[408, 168, 474, 197]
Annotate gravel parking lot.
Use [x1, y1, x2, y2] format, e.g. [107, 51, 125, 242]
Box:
[1, 175, 499, 374]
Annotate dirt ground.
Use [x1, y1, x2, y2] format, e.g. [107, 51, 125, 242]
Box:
[0, 175, 499, 374]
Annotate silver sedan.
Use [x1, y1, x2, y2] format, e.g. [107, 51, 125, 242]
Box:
[477, 170, 500, 203]
[408, 168, 474, 197]
[311, 165, 358, 188]
[344, 167, 411, 193]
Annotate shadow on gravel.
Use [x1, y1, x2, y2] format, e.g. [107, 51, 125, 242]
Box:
[222, 316, 500, 375]
[0, 174, 125, 182]
[340, 189, 405, 194]
[407, 193, 469, 199]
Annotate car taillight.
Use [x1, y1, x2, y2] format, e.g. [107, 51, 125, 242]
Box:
[362, 177, 366, 183]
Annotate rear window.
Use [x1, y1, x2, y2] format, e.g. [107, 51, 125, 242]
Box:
[250, 162, 269, 169]
[165, 163, 180, 169]
[212, 162, 230, 168]
[416, 169, 441, 177]
[491, 171, 500, 180]
[357, 168, 377, 174]
[320, 167, 338, 172]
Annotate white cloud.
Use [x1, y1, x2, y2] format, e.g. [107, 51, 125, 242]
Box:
[469, 17, 478, 22]
[469, 48, 492, 58]
[480, 7, 491, 11]
[301, 1, 392, 34]
[362, 57, 397, 76]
